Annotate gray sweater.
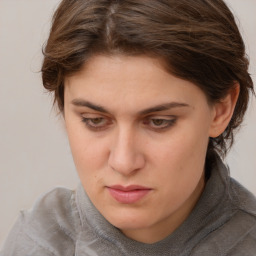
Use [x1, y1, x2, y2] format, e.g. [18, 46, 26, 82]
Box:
[1, 158, 256, 256]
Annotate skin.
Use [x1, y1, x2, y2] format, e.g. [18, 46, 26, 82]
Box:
[64, 55, 239, 244]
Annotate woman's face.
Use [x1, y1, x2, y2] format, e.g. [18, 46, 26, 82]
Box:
[64, 55, 216, 243]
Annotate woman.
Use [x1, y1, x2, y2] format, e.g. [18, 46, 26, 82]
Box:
[1, 0, 256, 255]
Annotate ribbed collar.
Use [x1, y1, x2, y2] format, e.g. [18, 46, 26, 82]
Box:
[76, 157, 236, 255]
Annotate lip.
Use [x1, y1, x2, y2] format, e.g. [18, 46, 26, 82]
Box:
[107, 185, 152, 204]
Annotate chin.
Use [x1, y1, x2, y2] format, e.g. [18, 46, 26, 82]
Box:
[104, 207, 153, 230]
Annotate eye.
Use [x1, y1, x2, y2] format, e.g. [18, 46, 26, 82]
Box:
[143, 116, 177, 131]
[81, 116, 111, 131]
[151, 119, 166, 126]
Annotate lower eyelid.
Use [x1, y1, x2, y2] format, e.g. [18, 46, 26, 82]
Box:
[147, 117, 176, 122]
[153, 118, 176, 127]
[81, 117, 113, 131]
[81, 115, 176, 130]
[82, 117, 105, 124]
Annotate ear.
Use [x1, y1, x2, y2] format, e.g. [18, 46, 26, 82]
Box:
[209, 83, 240, 138]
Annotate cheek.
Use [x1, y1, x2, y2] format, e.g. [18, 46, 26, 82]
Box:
[150, 124, 209, 187]
[150, 135, 207, 213]
[152, 129, 207, 166]
[68, 131, 108, 197]
[66, 123, 107, 176]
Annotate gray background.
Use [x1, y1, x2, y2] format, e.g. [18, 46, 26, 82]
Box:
[0, 0, 255, 247]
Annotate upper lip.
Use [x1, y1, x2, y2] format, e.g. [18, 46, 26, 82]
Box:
[107, 185, 151, 191]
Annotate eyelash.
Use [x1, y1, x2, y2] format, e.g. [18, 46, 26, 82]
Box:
[81, 116, 177, 132]
[81, 117, 111, 131]
[143, 117, 177, 131]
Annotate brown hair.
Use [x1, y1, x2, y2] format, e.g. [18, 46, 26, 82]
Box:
[42, 0, 254, 164]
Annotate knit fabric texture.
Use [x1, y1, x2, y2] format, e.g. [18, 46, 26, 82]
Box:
[1, 157, 256, 255]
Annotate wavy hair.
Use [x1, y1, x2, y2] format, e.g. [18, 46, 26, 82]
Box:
[42, 0, 254, 165]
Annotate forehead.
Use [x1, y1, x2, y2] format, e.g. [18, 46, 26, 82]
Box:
[64, 54, 208, 112]
[66, 54, 170, 89]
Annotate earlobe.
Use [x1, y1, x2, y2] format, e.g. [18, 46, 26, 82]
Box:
[209, 83, 240, 138]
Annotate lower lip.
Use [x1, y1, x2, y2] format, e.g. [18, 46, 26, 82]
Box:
[107, 188, 151, 204]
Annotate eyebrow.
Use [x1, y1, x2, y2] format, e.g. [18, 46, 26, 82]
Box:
[138, 102, 190, 115]
[71, 99, 190, 115]
[72, 99, 108, 113]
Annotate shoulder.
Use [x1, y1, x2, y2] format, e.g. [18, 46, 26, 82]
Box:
[27, 186, 79, 227]
[221, 177, 256, 254]
[1, 187, 80, 256]
[191, 210, 256, 256]
[229, 177, 256, 216]
[227, 178, 256, 254]
[192, 177, 256, 256]
[25, 186, 80, 238]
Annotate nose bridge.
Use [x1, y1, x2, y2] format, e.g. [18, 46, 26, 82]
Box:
[108, 124, 144, 175]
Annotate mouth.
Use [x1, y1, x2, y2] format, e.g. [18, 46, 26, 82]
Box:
[106, 185, 152, 204]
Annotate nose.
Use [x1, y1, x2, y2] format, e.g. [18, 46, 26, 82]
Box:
[108, 127, 145, 176]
